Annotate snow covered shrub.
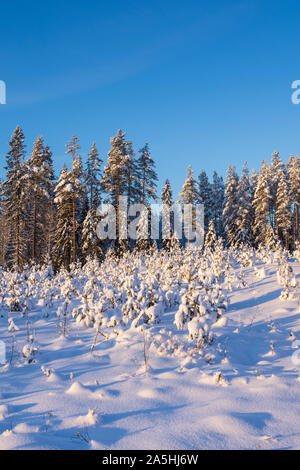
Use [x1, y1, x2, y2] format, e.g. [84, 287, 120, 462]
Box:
[22, 343, 38, 363]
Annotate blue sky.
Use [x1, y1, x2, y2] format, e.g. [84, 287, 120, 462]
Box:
[0, 0, 300, 197]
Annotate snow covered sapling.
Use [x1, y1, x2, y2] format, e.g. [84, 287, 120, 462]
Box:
[142, 327, 150, 372]
[22, 332, 38, 364]
[41, 365, 52, 377]
[8, 317, 19, 365]
[44, 412, 54, 432]
[57, 299, 71, 336]
[90, 319, 108, 354]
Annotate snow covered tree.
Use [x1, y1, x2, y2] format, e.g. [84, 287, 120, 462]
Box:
[178, 166, 200, 247]
[204, 220, 217, 250]
[211, 171, 225, 239]
[276, 170, 291, 249]
[0, 180, 10, 266]
[287, 155, 300, 248]
[161, 179, 173, 249]
[70, 155, 86, 264]
[270, 151, 285, 235]
[43, 145, 56, 259]
[2, 126, 30, 268]
[85, 142, 102, 209]
[136, 205, 151, 251]
[265, 224, 276, 250]
[53, 165, 73, 270]
[198, 170, 213, 233]
[235, 162, 254, 246]
[223, 166, 239, 246]
[136, 143, 158, 205]
[101, 130, 128, 244]
[66, 136, 86, 264]
[252, 161, 271, 246]
[161, 179, 173, 207]
[81, 207, 103, 261]
[28, 137, 55, 263]
[66, 134, 80, 163]
[123, 141, 139, 205]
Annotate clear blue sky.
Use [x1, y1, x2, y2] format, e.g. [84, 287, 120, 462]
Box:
[1, 0, 300, 197]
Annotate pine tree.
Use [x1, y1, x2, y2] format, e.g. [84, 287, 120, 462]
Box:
[66, 135, 80, 163]
[223, 166, 239, 246]
[136, 143, 158, 205]
[2, 126, 29, 268]
[70, 155, 86, 263]
[66, 136, 86, 264]
[252, 161, 271, 245]
[101, 130, 128, 244]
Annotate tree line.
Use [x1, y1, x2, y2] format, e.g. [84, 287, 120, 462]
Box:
[0, 126, 299, 270]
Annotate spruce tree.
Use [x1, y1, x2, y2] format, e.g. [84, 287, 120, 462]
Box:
[53, 165, 73, 270]
[136, 205, 151, 251]
[204, 219, 217, 250]
[81, 207, 103, 261]
[287, 155, 300, 248]
[124, 141, 139, 205]
[2, 126, 29, 268]
[252, 161, 271, 246]
[211, 171, 225, 238]
[198, 170, 213, 233]
[265, 224, 276, 250]
[235, 162, 254, 246]
[178, 166, 200, 247]
[29, 136, 55, 263]
[43, 144, 56, 259]
[161, 179, 173, 249]
[85, 142, 102, 209]
[223, 166, 239, 246]
[276, 170, 291, 248]
[270, 151, 285, 236]
[136, 143, 158, 205]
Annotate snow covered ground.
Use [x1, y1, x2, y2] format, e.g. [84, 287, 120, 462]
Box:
[0, 247, 300, 450]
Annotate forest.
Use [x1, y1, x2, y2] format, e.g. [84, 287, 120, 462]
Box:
[0, 125, 299, 272]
